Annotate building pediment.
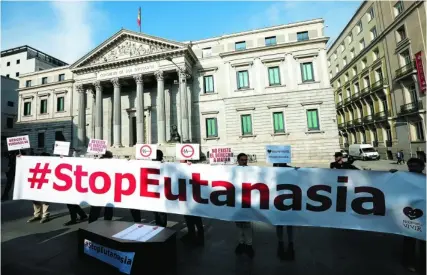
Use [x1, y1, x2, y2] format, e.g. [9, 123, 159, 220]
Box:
[71, 29, 194, 73]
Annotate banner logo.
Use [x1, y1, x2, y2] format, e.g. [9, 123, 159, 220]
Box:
[140, 145, 152, 158]
[181, 145, 195, 158]
[403, 206, 423, 220]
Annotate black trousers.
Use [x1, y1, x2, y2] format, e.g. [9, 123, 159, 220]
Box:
[184, 215, 204, 236]
[67, 204, 87, 221]
[154, 212, 167, 227]
[2, 174, 14, 199]
[402, 236, 426, 270]
[88, 207, 141, 223]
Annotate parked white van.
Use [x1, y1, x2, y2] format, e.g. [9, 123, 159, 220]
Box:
[349, 144, 380, 160]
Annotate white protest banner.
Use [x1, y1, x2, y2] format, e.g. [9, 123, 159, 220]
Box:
[14, 156, 426, 240]
[135, 144, 157, 160]
[176, 144, 200, 160]
[53, 141, 71, 156]
[87, 139, 108, 155]
[265, 145, 291, 163]
[209, 147, 234, 165]
[7, 135, 30, 151]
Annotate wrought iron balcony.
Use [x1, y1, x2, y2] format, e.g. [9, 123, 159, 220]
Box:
[363, 115, 374, 123]
[374, 110, 390, 121]
[373, 140, 379, 147]
[399, 101, 423, 115]
[351, 92, 361, 100]
[338, 122, 345, 129]
[344, 97, 351, 105]
[361, 86, 371, 96]
[336, 101, 343, 108]
[353, 118, 362, 126]
[385, 140, 393, 147]
[371, 78, 386, 91]
[346, 120, 354, 127]
[395, 61, 416, 79]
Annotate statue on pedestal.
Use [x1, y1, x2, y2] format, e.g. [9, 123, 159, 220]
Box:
[168, 125, 181, 143]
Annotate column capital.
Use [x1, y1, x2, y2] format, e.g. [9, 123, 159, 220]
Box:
[177, 67, 191, 80]
[154, 70, 164, 81]
[76, 84, 84, 93]
[133, 74, 144, 84]
[93, 81, 102, 90]
[111, 78, 121, 87]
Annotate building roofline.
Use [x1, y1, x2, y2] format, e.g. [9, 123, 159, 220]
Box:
[327, 1, 366, 53]
[186, 18, 325, 44]
[1, 75, 19, 82]
[1, 45, 69, 65]
[19, 65, 70, 78]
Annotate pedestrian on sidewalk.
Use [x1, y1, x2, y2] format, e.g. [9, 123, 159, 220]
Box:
[273, 163, 295, 261]
[1, 150, 18, 201]
[180, 159, 204, 246]
[88, 150, 141, 223]
[27, 152, 50, 224]
[400, 150, 405, 164]
[396, 151, 402, 165]
[235, 153, 254, 258]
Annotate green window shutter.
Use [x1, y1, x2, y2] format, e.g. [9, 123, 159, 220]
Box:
[57, 97, 64, 111]
[204, 76, 214, 93]
[237, 71, 249, 89]
[301, 62, 314, 82]
[307, 109, 319, 130]
[269, 67, 280, 85]
[243, 71, 249, 88]
[241, 115, 252, 135]
[273, 112, 284, 133]
[206, 118, 217, 137]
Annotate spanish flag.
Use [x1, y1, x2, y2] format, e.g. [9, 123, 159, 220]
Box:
[137, 7, 141, 30]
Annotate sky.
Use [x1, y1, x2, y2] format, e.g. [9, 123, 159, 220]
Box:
[1, 1, 362, 64]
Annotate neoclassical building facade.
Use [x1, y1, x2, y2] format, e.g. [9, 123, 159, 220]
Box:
[16, 19, 339, 163]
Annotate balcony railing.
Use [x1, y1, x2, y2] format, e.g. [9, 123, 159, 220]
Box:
[385, 140, 392, 147]
[363, 115, 374, 123]
[353, 118, 362, 125]
[399, 101, 423, 115]
[351, 92, 361, 100]
[344, 97, 351, 105]
[361, 86, 371, 96]
[338, 122, 345, 129]
[336, 101, 343, 108]
[371, 78, 386, 91]
[346, 120, 354, 127]
[395, 61, 415, 79]
[374, 110, 390, 121]
[373, 140, 379, 147]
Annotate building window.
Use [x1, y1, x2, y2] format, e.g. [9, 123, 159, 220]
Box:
[335, 64, 339, 74]
[237, 70, 249, 89]
[353, 66, 358, 76]
[367, 7, 374, 21]
[415, 121, 425, 141]
[333, 52, 337, 60]
[55, 131, 65, 141]
[343, 57, 347, 66]
[272, 112, 285, 133]
[364, 75, 370, 88]
[23, 102, 31, 116]
[202, 47, 212, 58]
[265, 36, 277, 46]
[268, 67, 281, 86]
[370, 26, 378, 40]
[344, 73, 349, 82]
[26, 80, 32, 87]
[373, 48, 380, 61]
[203, 75, 214, 93]
[240, 114, 253, 135]
[354, 82, 360, 93]
[40, 99, 48, 114]
[57, 97, 65, 112]
[327, 59, 331, 67]
[16, 59, 20, 64]
[360, 39, 365, 50]
[16, 72, 19, 77]
[58, 74, 65, 81]
[300, 62, 314, 82]
[37, 132, 45, 148]
[206, 118, 218, 138]
[350, 48, 355, 59]
[399, 49, 411, 66]
[7, 101, 14, 107]
[394, 1, 404, 17]
[409, 84, 418, 103]
[6, 117, 13, 129]
[235, 41, 246, 51]
[6, 61, 10, 66]
[396, 25, 407, 43]
[42, 77, 48, 84]
[356, 21, 363, 33]
[348, 33, 353, 43]
[340, 43, 345, 52]
[362, 58, 367, 69]
[306, 109, 320, 131]
[297, 31, 309, 41]
[337, 80, 341, 87]
[375, 68, 383, 81]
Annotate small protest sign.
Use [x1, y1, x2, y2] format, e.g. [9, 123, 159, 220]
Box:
[176, 144, 200, 160]
[265, 145, 291, 163]
[135, 144, 157, 160]
[209, 147, 234, 165]
[87, 139, 108, 155]
[53, 141, 70, 156]
[7, 135, 30, 151]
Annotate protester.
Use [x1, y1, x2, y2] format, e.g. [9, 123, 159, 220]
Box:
[152, 149, 168, 227]
[1, 150, 18, 201]
[27, 152, 50, 224]
[180, 159, 204, 246]
[272, 163, 295, 261]
[88, 151, 141, 223]
[235, 153, 254, 258]
[330, 152, 359, 170]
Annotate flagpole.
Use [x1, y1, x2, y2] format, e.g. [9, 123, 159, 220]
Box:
[139, 7, 141, 33]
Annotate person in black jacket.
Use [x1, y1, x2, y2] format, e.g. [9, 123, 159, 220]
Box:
[330, 152, 359, 170]
[152, 150, 168, 227]
[1, 151, 18, 201]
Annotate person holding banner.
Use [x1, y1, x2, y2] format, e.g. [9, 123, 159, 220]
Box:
[1, 150, 18, 201]
[273, 163, 295, 261]
[235, 153, 254, 258]
[152, 150, 168, 227]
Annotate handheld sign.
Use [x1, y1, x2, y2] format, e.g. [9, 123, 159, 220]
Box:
[135, 144, 157, 160]
[265, 145, 291, 164]
[209, 147, 234, 165]
[53, 141, 70, 156]
[7, 135, 30, 151]
[87, 139, 108, 155]
[176, 144, 200, 160]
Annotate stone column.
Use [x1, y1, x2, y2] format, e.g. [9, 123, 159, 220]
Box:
[111, 78, 122, 147]
[90, 89, 96, 138]
[155, 70, 166, 144]
[178, 69, 190, 142]
[134, 74, 144, 144]
[77, 84, 86, 148]
[94, 81, 103, 139]
[17, 94, 22, 122]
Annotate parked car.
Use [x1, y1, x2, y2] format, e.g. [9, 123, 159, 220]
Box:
[349, 144, 380, 161]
